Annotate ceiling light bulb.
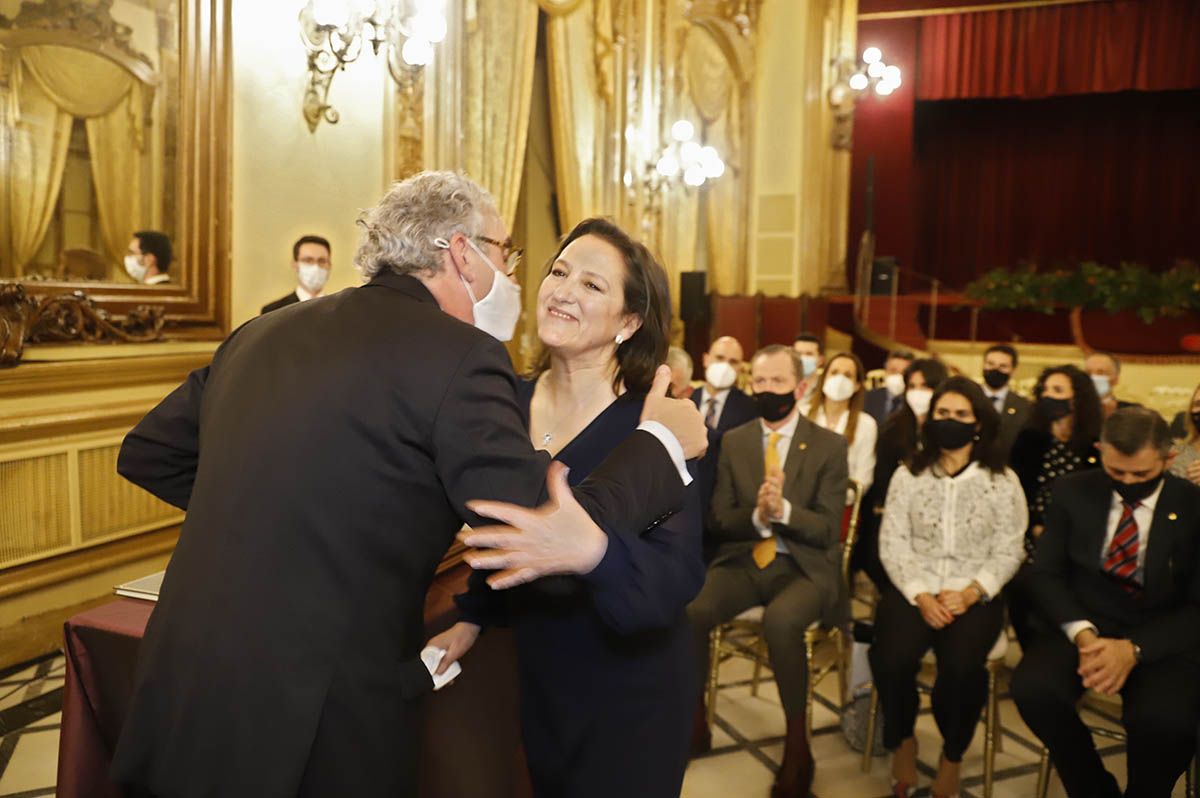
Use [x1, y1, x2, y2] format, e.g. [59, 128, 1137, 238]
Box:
[884, 65, 901, 83]
[684, 165, 706, 186]
[671, 119, 695, 142]
[402, 36, 434, 66]
[680, 140, 702, 163]
[703, 156, 725, 179]
[863, 46, 882, 64]
[848, 73, 869, 91]
[875, 81, 895, 96]
[311, 0, 351, 27]
[867, 61, 885, 78]
[656, 153, 681, 177]
[411, 10, 447, 43]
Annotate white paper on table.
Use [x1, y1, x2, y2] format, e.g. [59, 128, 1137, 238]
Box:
[420, 645, 461, 691]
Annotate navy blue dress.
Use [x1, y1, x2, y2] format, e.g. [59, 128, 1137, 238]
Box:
[456, 385, 704, 798]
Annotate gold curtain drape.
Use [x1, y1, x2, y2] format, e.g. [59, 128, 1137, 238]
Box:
[19, 45, 147, 265]
[7, 65, 72, 269]
[460, 0, 539, 228]
[545, 0, 615, 231]
[704, 97, 744, 294]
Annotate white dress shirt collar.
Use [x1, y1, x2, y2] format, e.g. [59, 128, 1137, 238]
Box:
[295, 285, 319, 302]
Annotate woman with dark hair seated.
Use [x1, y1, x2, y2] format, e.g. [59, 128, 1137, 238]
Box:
[1007, 365, 1103, 645]
[853, 358, 950, 590]
[871, 377, 1026, 798]
[429, 218, 704, 797]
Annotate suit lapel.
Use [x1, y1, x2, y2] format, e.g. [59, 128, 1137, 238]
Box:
[1142, 476, 1182, 603]
[745, 422, 765, 489]
[1078, 473, 1113, 567]
[783, 418, 810, 490]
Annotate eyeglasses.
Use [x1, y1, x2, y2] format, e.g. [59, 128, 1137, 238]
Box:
[474, 235, 523, 277]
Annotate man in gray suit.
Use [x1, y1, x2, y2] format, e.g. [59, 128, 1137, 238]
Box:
[687, 344, 849, 798]
[981, 343, 1031, 457]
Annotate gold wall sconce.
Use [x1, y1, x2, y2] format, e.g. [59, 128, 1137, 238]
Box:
[298, 0, 447, 132]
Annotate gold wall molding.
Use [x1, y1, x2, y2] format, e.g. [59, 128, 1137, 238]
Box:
[859, 0, 1096, 21]
[0, 344, 214, 405]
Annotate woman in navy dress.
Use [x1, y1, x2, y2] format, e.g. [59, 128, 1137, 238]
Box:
[429, 218, 704, 797]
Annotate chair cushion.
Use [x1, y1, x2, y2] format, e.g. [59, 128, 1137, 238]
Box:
[987, 630, 1009, 661]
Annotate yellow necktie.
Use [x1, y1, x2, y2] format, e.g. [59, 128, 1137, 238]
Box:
[753, 432, 782, 569]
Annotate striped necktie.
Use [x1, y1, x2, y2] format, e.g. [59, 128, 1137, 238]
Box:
[705, 397, 717, 429]
[1103, 500, 1141, 594]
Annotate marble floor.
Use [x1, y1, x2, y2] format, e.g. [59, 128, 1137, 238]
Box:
[0, 646, 1188, 797]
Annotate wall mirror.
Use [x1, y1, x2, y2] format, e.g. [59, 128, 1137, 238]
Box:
[0, 0, 230, 346]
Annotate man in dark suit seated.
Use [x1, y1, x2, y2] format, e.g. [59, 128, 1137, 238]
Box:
[979, 343, 1031, 457]
[1085, 352, 1140, 419]
[863, 349, 915, 427]
[688, 344, 849, 798]
[692, 335, 759, 553]
[261, 235, 333, 314]
[1012, 407, 1200, 798]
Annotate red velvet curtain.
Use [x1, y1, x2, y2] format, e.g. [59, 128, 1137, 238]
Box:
[918, 0, 1200, 100]
[913, 90, 1200, 288]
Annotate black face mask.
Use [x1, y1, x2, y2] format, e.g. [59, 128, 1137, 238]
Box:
[983, 369, 1010, 390]
[753, 391, 797, 423]
[1110, 473, 1164, 505]
[927, 418, 978, 451]
[1038, 395, 1072, 421]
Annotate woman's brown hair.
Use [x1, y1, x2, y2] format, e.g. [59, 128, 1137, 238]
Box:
[806, 352, 867, 443]
[530, 218, 671, 394]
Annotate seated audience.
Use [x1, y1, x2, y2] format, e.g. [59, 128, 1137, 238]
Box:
[262, 235, 333, 314]
[1168, 382, 1200, 485]
[667, 345, 695, 400]
[871, 376, 1026, 798]
[1084, 352, 1139, 419]
[854, 358, 949, 590]
[1012, 407, 1200, 798]
[687, 344, 849, 798]
[864, 349, 916, 427]
[792, 332, 825, 409]
[1008, 365, 1103, 645]
[692, 335, 758, 551]
[125, 230, 172, 285]
[807, 351, 878, 498]
[979, 343, 1031, 456]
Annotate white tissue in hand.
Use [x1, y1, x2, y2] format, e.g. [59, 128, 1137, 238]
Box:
[420, 645, 461, 691]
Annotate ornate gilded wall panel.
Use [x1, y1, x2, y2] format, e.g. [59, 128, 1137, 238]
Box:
[79, 443, 180, 542]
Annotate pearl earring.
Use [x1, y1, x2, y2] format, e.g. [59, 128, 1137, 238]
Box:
[615, 334, 624, 345]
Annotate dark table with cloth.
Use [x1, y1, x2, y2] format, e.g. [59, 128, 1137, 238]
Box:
[58, 564, 532, 798]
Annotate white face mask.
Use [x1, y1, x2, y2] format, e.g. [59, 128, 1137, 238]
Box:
[297, 262, 329, 294]
[799, 354, 819, 377]
[705, 361, 737, 391]
[1091, 374, 1111, 398]
[884, 372, 906, 397]
[822, 373, 856, 402]
[124, 255, 148, 283]
[906, 387, 933, 417]
[460, 237, 522, 342]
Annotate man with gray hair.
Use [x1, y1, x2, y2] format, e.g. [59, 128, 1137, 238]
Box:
[1014, 407, 1200, 798]
[110, 171, 707, 797]
[667, 345, 695, 400]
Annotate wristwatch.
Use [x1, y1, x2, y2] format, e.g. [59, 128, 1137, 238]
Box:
[968, 580, 990, 604]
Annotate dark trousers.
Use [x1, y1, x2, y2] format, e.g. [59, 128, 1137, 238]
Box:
[851, 510, 892, 592]
[687, 553, 826, 717]
[1012, 634, 1200, 798]
[868, 587, 1006, 762]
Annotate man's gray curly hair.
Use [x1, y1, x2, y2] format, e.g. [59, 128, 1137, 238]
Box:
[355, 171, 499, 280]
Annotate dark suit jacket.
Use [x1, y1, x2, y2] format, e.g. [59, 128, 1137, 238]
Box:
[1029, 470, 1200, 663]
[692, 388, 759, 517]
[261, 290, 300, 314]
[993, 390, 1032, 457]
[864, 386, 902, 428]
[110, 272, 687, 797]
[709, 415, 850, 622]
